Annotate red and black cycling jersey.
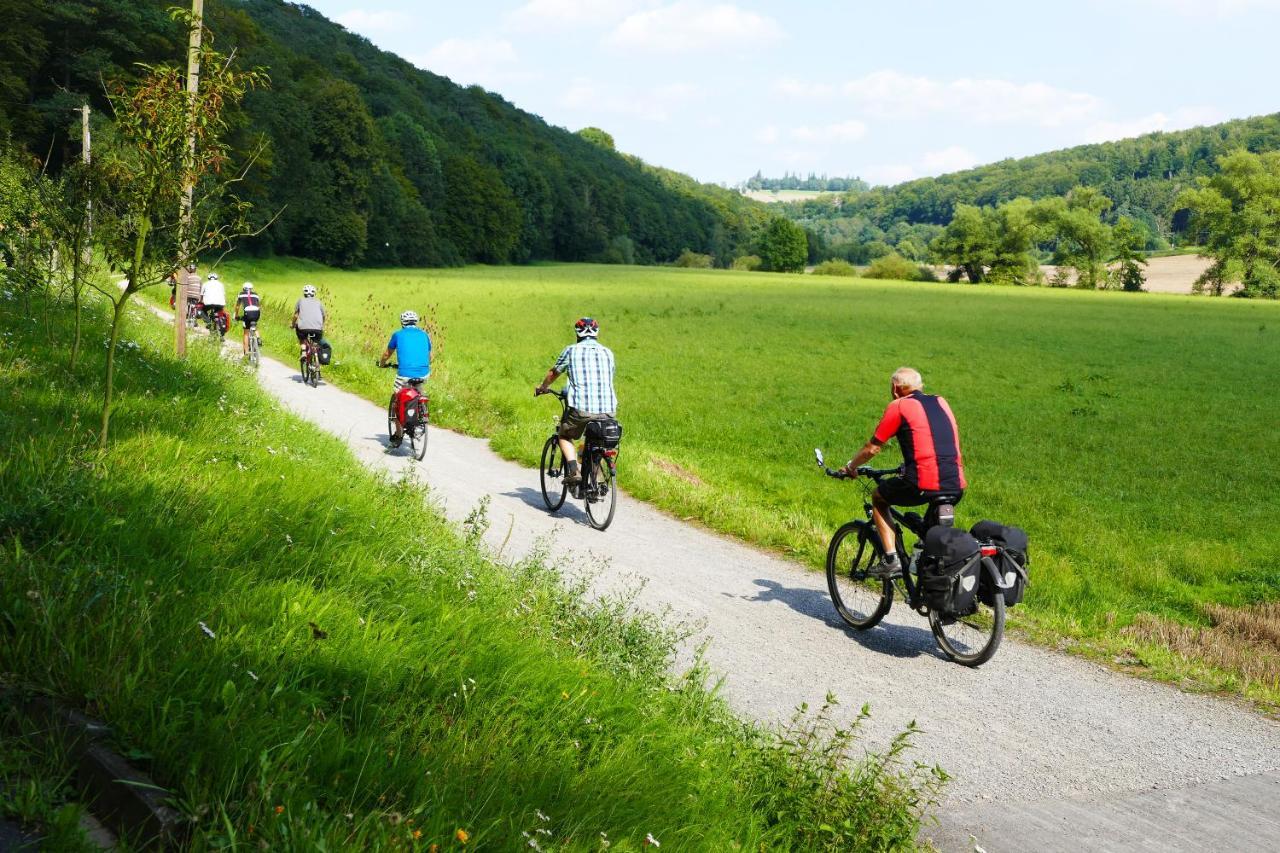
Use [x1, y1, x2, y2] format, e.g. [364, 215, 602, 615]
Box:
[871, 391, 966, 492]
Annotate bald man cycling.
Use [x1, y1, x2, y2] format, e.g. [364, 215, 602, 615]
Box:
[842, 366, 967, 577]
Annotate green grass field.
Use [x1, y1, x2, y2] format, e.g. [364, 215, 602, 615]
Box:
[205, 259, 1280, 705]
[0, 291, 936, 848]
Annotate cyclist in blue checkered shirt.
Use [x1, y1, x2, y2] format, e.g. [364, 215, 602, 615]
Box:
[534, 317, 617, 486]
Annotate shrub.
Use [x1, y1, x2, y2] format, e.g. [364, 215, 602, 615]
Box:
[731, 254, 762, 271]
[811, 259, 858, 277]
[599, 235, 636, 265]
[673, 249, 714, 269]
[863, 254, 921, 281]
[916, 265, 939, 282]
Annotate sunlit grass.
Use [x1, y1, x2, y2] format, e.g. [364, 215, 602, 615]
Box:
[202, 259, 1280, 706]
[0, 291, 938, 849]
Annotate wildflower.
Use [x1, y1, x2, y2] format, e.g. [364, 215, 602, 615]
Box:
[535, 810, 549, 822]
[645, 833, 660, 847]
[198, 621, 216, 639]
[412, 829, 422, 840]
[429, 845, 439, 853]
[456, 828, 470, 844]
[561, 691, 570, 700]
[247, 671, 259, 682]
[25, 590, 39, 601]
[285, 534, 293, 545]
[274, 805, 285, 815]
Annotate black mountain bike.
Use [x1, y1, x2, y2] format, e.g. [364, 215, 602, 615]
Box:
[298, 331, 322, 387]
[814, 449, 1006, 666]
[537, 389, 618, 530]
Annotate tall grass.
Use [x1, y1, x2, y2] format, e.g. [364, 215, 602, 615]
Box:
[198, 259, 1280, 707]
[0, 291, 940, 848]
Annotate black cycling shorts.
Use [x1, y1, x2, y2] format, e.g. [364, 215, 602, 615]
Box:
[240, 311, 260, 328]
[877, 476, 963, 507]
[295, 328, 321, 343]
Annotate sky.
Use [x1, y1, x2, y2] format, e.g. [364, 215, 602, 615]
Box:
[302, 0, 1280, 187]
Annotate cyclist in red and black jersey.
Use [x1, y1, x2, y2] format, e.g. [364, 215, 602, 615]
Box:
[842, 367, 967, 576]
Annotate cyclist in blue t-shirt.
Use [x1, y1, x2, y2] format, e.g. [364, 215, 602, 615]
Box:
[378, 310, 432, 386]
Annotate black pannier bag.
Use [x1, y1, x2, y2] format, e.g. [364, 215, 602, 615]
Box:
[918, 526, 981, 615]
[970, 521, 1029, 607]
[585, 417, 623, 448]
[318, 339, 333, 366]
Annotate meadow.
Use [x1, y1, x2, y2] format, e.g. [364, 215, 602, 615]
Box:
[0, 291, 937, 848]
[212, 259, 1280, 706]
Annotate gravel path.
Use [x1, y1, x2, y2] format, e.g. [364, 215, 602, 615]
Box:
[168, 311, 1280, 849]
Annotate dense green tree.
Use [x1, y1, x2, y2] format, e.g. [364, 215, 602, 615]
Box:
[577, 127, 616, 151]
[1178, 150, 1280, 298]
[1110, 217, 1148, 292]
[443, 155, 522, 264]
[1039, 188, 1113, 289]
[932, 205, 992, 283]
[758, 218, 808, 272]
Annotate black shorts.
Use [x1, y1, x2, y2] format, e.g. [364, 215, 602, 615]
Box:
[877, 476, 963, 507]
[240, 312, 260, 328]
[295, 329, 321, 343]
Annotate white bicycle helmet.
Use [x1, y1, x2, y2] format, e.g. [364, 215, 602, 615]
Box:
[207, 272, 219, 281]
[241, 282, 254, 293]
[302, 284, 317, 298]
[400, 310, 419, 326]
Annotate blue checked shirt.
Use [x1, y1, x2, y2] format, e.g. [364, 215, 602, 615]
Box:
[554, 339, 617, 414]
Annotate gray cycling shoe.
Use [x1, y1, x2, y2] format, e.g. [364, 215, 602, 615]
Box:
[866, 556, 902, 578]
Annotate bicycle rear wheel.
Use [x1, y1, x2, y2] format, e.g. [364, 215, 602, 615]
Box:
[825, 522, 893, 630]
[585, 455, 617, 531]
[930, 592, 1005, 667]
[411, 413, 428, 461]
[247, 334, 260, 368]
[539, 436, 567, 511]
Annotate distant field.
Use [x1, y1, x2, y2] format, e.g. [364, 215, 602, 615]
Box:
[741, 189, 835, 203]
[205, 260, 1280, 703]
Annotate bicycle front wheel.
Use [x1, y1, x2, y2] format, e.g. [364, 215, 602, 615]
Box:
[826, 522, 893, 630]
[930, 591, 1005, 667]
[585, 456, 617, 531]
[539, 436, 567, 512]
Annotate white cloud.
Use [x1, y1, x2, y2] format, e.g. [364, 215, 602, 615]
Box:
[1082, 106, 1223, 143]
[414, 38, 521, 89]
[772, 76, 834, 99]
[864, 164, 918, 186]
[841, 70, 1101, 127]
[789, 120, 868, 144]
[920, 145, 978, 173]
[560, 78, 703, 121]
[607, 2, 781, 52]
[755, 125, 780, 144]
[1121, 0, 1280, 13]
[505, 0, 644, 31]
[335, 9, 409, 34]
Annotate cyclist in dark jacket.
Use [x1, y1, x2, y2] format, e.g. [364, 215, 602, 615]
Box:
[842, 367, 966, 576]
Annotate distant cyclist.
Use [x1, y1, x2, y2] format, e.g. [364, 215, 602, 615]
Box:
[183, 263, 201, 318]
[534, 317, 617, 486]
[234, 282, 262, 357]
[291, 284, 326, 355]
[377, 310, 432, 442]
[841, 367, 966, 576]
[200, 272, 226, 329]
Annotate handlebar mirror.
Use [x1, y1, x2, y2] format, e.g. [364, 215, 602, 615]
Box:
[814, 448, 825, 467]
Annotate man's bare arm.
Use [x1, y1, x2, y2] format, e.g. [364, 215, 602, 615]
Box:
[842, 440, 883, 476]
[535, 368, 560, 394]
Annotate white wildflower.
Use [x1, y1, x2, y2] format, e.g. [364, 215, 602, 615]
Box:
[198, 621, 216, 639]
[645, 833, 660, 847]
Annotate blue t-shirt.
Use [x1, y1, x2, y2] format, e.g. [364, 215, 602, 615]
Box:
[387, 327, 431, 378]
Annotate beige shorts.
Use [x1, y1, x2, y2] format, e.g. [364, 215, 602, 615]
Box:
[558, 408, 614, 440]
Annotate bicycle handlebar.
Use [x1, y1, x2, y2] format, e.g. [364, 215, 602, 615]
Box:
[813, 448, 903, 482]
[535, 387, 567, 400]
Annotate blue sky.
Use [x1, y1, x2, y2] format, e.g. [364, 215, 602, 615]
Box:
[303, 0, 1279, 186]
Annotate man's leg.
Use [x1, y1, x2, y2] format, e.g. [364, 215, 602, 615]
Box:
[871, 488, 897, 556]
[241, 325, 249, 355]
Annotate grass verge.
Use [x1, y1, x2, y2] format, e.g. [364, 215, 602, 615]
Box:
[0, 290, 942, 849]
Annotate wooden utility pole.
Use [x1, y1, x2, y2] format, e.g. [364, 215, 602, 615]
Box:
[177, 0, 204, 357]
